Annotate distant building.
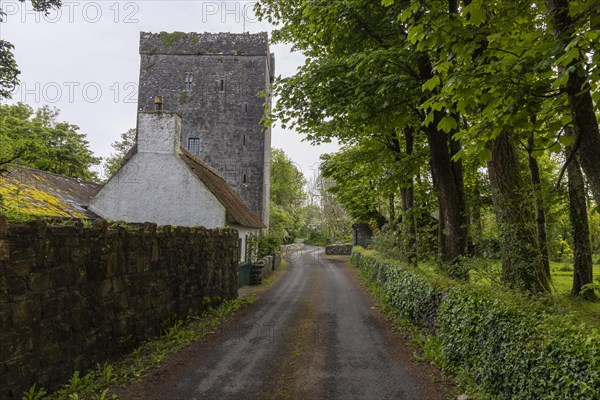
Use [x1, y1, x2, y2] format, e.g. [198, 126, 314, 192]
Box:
[137, 31, 274, 228]
[352, 223, 373, 248]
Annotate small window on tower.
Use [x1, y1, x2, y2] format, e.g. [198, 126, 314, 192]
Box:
[243, 173, 247, 184]
[243, 134, 246, 146]
[188, 137, 200, 156]
[220, 79, 224, 92]
[244, 103, 248, 113]
[184, 72, 193, 91]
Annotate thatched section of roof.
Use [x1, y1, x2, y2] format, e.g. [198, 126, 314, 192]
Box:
[179, 148, 264, 229]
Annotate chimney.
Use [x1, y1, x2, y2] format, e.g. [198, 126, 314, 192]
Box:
[137, 109, 182, 154]
[154, 96, 163, 111]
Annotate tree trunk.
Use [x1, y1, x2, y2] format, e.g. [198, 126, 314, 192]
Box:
[544, 0, 600, 205]
[389, 193, 396, 225]
[487, 132, 550, 293]
[401, 184, 417, 266]
[471, 182, 483, 257]
[418, 55, 468, 268]
[401, 129, 417, 266]
[566, 148, 597, 299]
[424, 118, 468, 264]
[527, 135, 551, 283]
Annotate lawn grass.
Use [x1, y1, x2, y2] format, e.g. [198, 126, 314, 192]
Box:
[413, 256, 600, 326]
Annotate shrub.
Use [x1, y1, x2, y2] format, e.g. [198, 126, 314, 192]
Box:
[350, 248, 600, 399]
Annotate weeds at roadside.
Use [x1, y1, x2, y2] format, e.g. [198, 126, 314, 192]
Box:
[24, 297, 253, 400]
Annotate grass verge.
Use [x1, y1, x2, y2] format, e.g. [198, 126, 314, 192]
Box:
[351, 248, 600, 400]
[23, 298, 254, 400]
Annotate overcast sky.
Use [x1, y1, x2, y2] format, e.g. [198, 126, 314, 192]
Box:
[1, 0, 338, 180]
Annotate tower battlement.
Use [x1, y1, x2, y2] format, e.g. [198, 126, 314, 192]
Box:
[139, 31, 270, 56]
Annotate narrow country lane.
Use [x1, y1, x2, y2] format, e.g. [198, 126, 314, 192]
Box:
[115, 246, 451, 400]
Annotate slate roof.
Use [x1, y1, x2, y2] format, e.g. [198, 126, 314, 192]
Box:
[179, 147, 265, 229]
[0, 164, 102, 219]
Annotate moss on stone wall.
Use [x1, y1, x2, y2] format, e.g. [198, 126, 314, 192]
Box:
[159, 31, 187, 48]
[0, 219, 239, 398]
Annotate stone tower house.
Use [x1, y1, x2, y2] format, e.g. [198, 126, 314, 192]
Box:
[137, 32, 274, 227]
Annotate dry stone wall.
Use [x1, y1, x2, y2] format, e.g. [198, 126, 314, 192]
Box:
[325, 245, 353, 255]
[0, 216, 238, 399]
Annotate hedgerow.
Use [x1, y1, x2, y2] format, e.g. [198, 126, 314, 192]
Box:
[350, 248, 600, 400]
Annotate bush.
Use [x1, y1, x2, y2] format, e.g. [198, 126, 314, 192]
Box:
[350, 248, 600, 400]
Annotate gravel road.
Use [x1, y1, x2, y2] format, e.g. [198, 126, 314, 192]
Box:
[114, 246, 452, 400]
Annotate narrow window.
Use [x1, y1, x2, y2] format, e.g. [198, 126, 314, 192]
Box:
[243, 134, 246, 146]
[220, 79, 224, 92]
[188, 137, 200, 156]
[244, 103, 248, 113]
[184, 72, 193, 91]
[243, 173, 247, 184]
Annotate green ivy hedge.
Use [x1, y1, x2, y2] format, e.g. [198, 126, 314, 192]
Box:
[350, 249, 600, 400]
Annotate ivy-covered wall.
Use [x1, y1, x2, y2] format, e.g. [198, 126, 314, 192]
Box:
[0, 216, 239, 399]
[350, 248, 600, 400]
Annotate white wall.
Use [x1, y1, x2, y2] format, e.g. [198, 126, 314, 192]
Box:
[90, 152, 226, 228]
[235, 226, 259, 263]
[90, 112, 227, 228]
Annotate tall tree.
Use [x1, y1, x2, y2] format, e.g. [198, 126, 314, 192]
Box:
[543, 0, 600, 205]
[0, 103, 100, 181]
[269, 148, 307, 243]
[487, 132, 551, 293]
[566, 147, 597, 299]
[526, 135, 551, 283]
[102, 128, 136, 180]
[256, 0, 469, 267]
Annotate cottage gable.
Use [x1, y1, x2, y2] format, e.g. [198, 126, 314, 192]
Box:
[89, 112, 263, 230]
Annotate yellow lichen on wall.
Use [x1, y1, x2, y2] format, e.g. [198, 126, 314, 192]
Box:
[0, 176, 86, 219]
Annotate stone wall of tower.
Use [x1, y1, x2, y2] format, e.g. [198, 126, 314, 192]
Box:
[137, 32, 273, 227]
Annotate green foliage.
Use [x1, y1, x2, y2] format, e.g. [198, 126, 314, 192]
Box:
[256, 0, 600, 294]
[371, 225, 402, 259]
[269, 148, 307, 244]
[22, 385, 47, 400]
[270, 148, 306, 209]
[351, 248, 600, 399]
[0, 40, 19, 100]
[0, 103, 100, 181]
[101, 128, 136, 181]
[159, 31, 187, 48]
[300, 171, 352, 244]
[320, 142, 403, 225]
[247, 232, 280, 260]
[439, 289, 600, 399]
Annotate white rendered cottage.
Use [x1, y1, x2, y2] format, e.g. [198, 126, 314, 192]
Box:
[89, 111, 264, 262]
